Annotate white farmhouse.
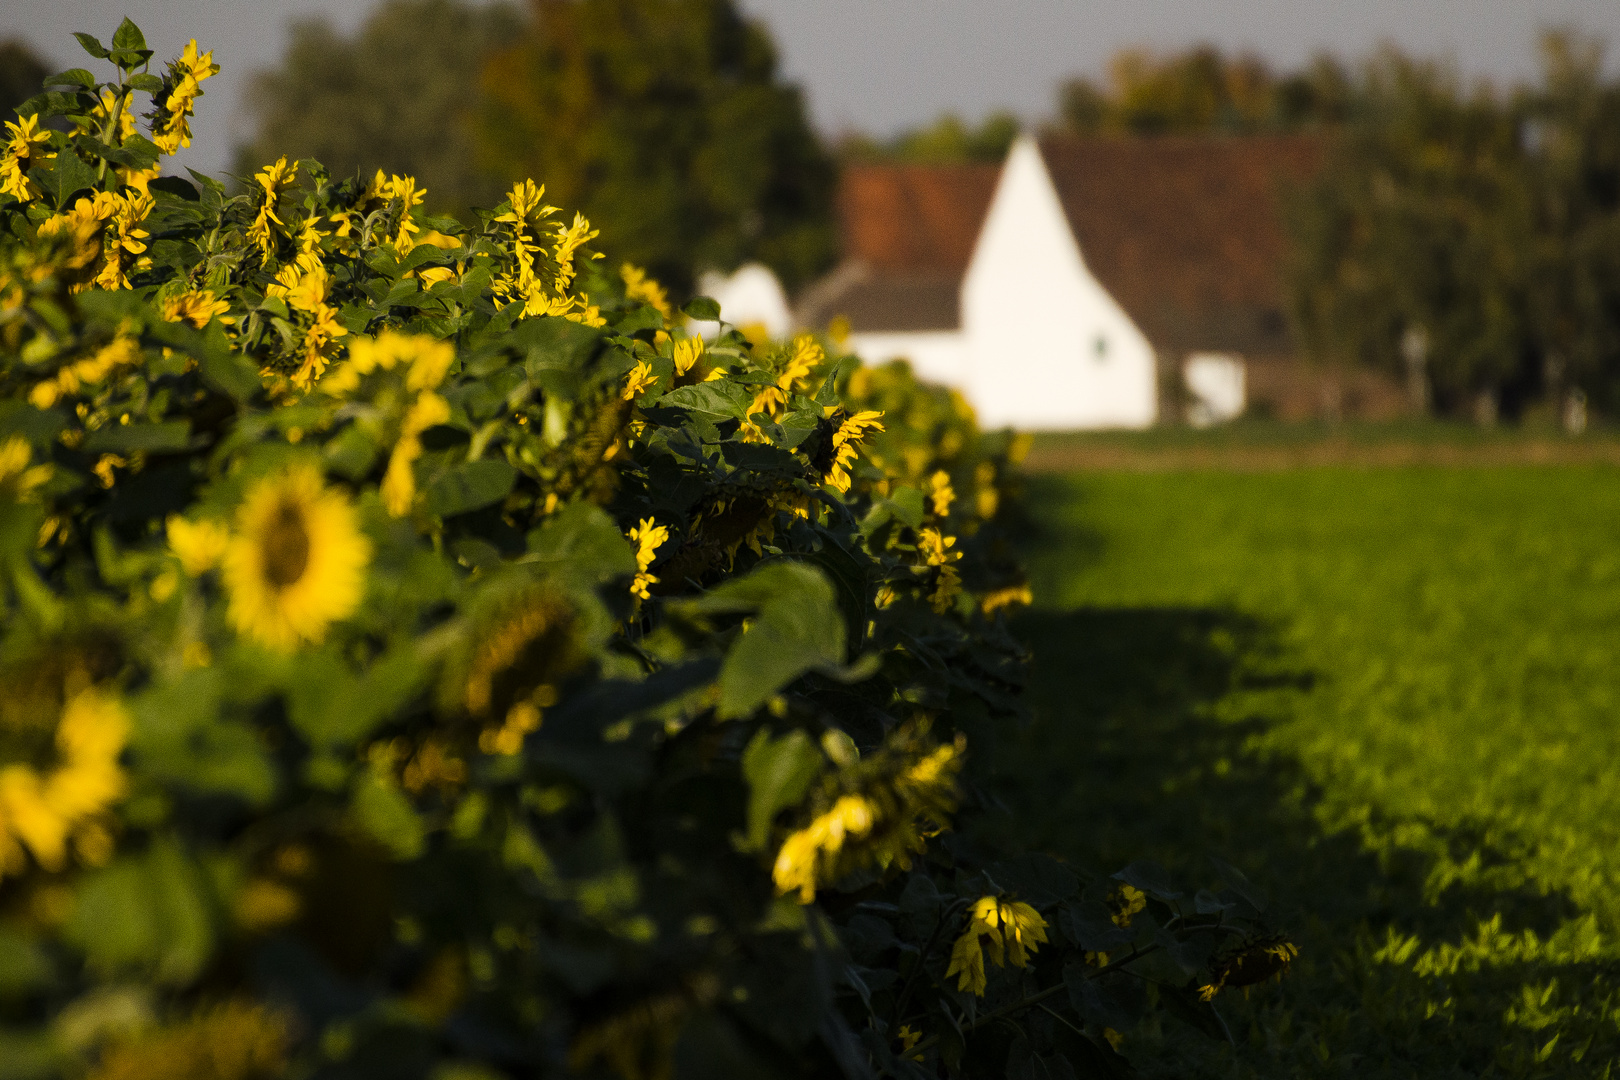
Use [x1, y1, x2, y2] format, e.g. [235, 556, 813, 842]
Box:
[796, 133, 1335, 429]
[692, 263, 793, 341]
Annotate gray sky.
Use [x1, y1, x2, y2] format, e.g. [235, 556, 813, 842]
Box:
[6, 0, 1619, 179]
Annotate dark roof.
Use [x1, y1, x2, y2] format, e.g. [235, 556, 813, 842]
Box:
[798, 162, 1001, 332]
[803, 135, 1324, 352]
[1039, 134, 1323, 356]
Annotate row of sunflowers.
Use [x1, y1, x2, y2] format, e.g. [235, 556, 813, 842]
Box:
[0, 21, 1291, 1080]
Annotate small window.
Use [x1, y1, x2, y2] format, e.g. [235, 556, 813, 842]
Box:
[1092, 334, 1108, 362]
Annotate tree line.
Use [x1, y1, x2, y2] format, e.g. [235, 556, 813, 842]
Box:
[3, 2, 1617, 422]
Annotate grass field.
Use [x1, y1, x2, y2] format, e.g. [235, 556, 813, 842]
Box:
[992, 463, 1620, 1077]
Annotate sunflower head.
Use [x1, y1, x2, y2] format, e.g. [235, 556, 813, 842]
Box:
[1199, 933, 1299, 1001]
[222, 464, 371, 651]
[87, 999, 288, 1080]
[456, 584, 584, 720]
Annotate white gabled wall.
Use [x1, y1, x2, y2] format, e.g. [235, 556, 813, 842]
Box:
[843, 331, 969, 388]
[693, 263, 793, 340]
[961, 136, 1157, 430]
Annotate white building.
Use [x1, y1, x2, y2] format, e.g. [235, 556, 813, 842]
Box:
[794, 133, 1326, 429]
[692, 263, 792, 341]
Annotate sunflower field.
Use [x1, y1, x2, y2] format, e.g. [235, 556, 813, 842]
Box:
[0, 22, 1293, 1080]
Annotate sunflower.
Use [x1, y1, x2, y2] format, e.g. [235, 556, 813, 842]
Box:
[222, 464, 370, 651]
[0, 686, 128, 879]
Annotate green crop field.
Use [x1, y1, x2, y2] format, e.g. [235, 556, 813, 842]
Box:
[990, 464, 1620, 1077]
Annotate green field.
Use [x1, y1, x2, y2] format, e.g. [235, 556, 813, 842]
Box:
[993, 465, 1620, 1077]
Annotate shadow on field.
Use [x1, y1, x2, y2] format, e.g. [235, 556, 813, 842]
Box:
[980, 605, 1615, 1076]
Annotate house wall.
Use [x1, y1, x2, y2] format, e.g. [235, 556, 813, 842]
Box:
[961, 137, 1157, 431]
[844, 330, 969, 388]
[693, 263, 793, 340]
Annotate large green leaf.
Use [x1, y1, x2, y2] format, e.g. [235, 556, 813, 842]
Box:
[351, 770, 425, 860]
[285, 643, 429, 750]
[130, 668, 276, 805]
[678, 561, 849, 718]
[524, 502, 636, 583]
[518, 315, 603, 395]
[34, 152, 98, 208]
[660, 380, 751, 421]
[424, 458, 515, 517]
[66, 842, 217, 984]
[740, 728, 822, 851]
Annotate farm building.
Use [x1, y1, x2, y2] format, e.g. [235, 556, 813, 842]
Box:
[781, 133, 1407, 429]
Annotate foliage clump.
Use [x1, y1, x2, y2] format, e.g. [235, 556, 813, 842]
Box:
[0, 22, 1291, 1078]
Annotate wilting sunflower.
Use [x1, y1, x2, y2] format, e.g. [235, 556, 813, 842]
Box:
[0, 685, 128, 879]
[222, 464, 370, 651]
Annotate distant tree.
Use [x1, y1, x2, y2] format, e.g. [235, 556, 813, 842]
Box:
[839, 111, 1020, 165]
[1284, 49, 1536, 419]
[1517, 32, 1620, 415]
[0, 39, 49, 122]
[1056, 78, 1109, 135]
[476, 0, 836, 295]
[234, 0, 521, 216]
[1273, 55, 1356, 130]
[1057, 44, 1348, 136]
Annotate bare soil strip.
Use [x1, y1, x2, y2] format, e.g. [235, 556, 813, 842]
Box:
[1023, 436, 1620, 472]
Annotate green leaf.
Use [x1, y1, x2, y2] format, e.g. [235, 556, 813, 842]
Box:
[612, 303, 664, 336]
[989, 853, 1080, 906]
[197, 347, 260, 402]
[518, 315, 603, 393]
[1057, 900, 1132, 952]
[285, 644, 430, 750]
[352, 770, 425, 860]
[127, 73, 163, 93]
[36, 152, 98, 208]
[111, 18, 148, 54]
[148, 175, 198, 201]
[1064, 964, 1148, 1033]
[66, 842, 217, 985]
[660, 380, 751, 421]
[861, 486, 926, 536]
[79, 134, 159, 171]
[73, 33, 110, 60]
[740, 729, 823, 850]
[524, 502, 636, 582]
[678, 562, 850, 718]
[1208, 855, 1267, 913]
[83, 420, 191, 454]
[44, 69, 97, 88]
[0, 929, 52, 997]
[681, 296, 721, 320]
[130, 668, 277, 806]
[424, 458, 515, 517]
[1113, 860, 1182, 901]
[381, 277, 421, 307]
[108, 48, 155, 69]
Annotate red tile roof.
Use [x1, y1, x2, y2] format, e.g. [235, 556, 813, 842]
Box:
[838, 162, 1002, 275]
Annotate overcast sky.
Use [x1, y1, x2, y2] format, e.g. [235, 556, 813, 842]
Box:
[6, 0, 1619, 178]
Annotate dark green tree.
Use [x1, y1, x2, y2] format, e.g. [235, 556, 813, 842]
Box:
[1284, 48, 1536, 419]
[0, 39, 50, 122]
[476, 0, 836, 295]
[1518, 31, 1620, 415]
[233, 0, 522, 216]
[1056, 45, 1348, 136]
